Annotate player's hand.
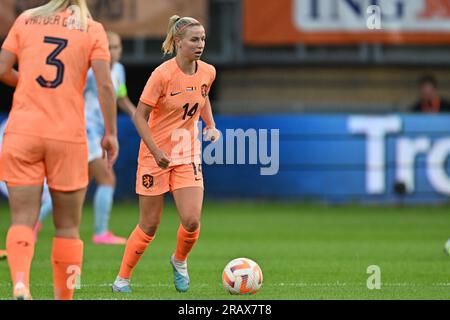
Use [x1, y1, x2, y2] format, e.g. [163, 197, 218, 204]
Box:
[152, 149, 171, 169]
[101, 134, 119, 168]
[203, 126, 221, 142]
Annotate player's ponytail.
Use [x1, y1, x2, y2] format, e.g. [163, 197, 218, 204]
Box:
[29, 0, 92, 31]
[162, 15, 202, 55]
[162, 15, 181, 56]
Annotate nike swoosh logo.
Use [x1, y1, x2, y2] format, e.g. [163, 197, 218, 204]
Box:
[195, 178, 202, 181]
[170, 92, 182, 96]
[135, 251, 144, 255]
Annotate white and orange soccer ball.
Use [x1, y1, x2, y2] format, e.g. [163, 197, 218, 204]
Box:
[222, 258, 263, 295]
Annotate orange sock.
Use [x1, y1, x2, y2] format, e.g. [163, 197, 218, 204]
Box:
[174, 224, 200, 262]
[6, 225, 35, 289]
[51, 237, 83, 300]
[118, 225, 154, 279]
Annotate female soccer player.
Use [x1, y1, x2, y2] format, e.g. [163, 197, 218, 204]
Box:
[36, 31, 135, 245]
[0, 0, 118, 300]
[112, 15, 220, 293]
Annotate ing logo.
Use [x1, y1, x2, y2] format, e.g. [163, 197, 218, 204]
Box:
[367, 5, 382, 30]
[66, 5, 82, 30]
[66, 265, 81, 290]
[367, 265, 381, 290]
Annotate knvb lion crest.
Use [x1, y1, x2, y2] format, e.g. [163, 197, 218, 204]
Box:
[201, 84, 208, 98]
[142, 174, 154, 189]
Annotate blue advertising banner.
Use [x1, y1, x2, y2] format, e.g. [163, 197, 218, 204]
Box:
[99, 114, 450, 204]
[1, 114, 450, 204]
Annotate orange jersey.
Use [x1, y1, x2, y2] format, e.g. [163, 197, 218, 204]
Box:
[139, 58, 216, 166]
[1, 9, 110, 143]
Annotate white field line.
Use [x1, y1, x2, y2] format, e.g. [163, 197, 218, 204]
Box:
[0, 282, 449, 288]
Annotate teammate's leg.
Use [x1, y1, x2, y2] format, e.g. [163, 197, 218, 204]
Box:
[112, 194, 164, 292]
[89, 158, 125, 244]
[50, 188, 86, 300]
[34, 199, 52, 240]
[34, 184, 53, 240]
[170, 186, 203, 292]
[45, 138, 88, 300]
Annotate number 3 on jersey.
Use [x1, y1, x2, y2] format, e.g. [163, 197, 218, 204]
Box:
[36, 36, 68, 89]
[182, 103, 199, 120]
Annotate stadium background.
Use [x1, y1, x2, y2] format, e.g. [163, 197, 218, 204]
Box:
[3, 0, 450, 204]
[1, 0, 450, 300]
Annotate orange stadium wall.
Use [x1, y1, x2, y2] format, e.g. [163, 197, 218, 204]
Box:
[0, 0, 208, 38]
[243, 0, 450, 45]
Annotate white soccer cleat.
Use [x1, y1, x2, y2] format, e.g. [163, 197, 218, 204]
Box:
[13, 281, 32, 300]
[112, 276, 132, 293]
[170, 255, 190, 293]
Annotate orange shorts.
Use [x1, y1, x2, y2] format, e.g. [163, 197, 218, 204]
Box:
[136, 162, 204, 196]
[0, 133, 88, 191]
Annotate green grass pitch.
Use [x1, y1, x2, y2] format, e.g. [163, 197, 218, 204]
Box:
[0, 201, 450, 299]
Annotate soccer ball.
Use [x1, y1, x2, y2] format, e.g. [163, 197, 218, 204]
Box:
[222, 258, 263, 295]
[444, 239, 450, 255]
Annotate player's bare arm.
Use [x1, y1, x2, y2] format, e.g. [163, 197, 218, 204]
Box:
[0, 49, 18, 87]
[118, 96, 137, 118]
[134, 101, 171, 169]
[91, 59, 119, 166]
[201, 97, 220, 142]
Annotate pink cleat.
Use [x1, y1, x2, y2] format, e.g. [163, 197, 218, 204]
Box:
[93, 231, 127, 245]
[33, 222, 42, 242]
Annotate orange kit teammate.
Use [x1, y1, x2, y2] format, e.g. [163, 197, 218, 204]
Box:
[0, 0, 118, 300]
[112, 15, 220, 293]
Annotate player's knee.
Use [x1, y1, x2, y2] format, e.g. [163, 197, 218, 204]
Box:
[108, 171, 116, 186]
[10, 208, 39, 227]
[182, 219, 200, 232]
[98, 172, 115, 186]
[138, 222, 159, 237]
[106, 176, 116, 187]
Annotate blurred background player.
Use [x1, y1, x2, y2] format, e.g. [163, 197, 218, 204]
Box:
[410, 74, 450, 113]
[36, 31, 135, 245]
[112, 15, 220, 293]
[0, 0, 118, 300]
